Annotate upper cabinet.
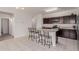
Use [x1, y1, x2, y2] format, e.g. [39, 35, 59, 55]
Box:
[43, 17, 60, 24]
[63, 14, 76, 24]
[43, 14, 76, 24]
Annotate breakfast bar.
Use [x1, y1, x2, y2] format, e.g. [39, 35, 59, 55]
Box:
[42, 28, 59, 46]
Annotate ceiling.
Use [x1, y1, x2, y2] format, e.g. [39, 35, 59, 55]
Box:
[23, 7, 79, 15]
[0, 7, 78, 16]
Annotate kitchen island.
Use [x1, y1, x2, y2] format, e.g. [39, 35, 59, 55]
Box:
[42, 28, 59, 46]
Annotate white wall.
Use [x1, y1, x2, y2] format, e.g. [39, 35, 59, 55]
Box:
[32, 14, 43, 29]
[13, 11, 33, 38]
[9, 17, 14, 36]
[36, 14, 43, 29]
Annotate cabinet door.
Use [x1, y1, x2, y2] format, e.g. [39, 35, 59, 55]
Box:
[56, 29, 62, 37]
[70, 15, 76, 24]
[63, 16, 70, 24]
[59, 17, 63, 24]
[63, 30, 69, 38]
[43, 18, 49, 24]
[69, 30, 77, 39]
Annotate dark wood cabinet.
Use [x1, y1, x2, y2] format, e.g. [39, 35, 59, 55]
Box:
[57, 29, 77, 40]
[63, 14, 76, 24]
[43, 14, 76, 24]
[62, 29, 69, 38]
[43, 18, 49, 24]
[69, 30, 77, 39]
[63, 16, 70, 24]
[43, 14, 77, 40]
[43, 18, 60, 24]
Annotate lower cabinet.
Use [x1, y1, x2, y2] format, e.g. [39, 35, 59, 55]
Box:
[57, 29, 77, 40]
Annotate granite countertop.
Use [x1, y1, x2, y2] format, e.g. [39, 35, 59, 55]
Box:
[42, 27, 53, 29]
[42, 26, 76, 30]
[42, 28, 59, 32]
[59, 27, 76, 30]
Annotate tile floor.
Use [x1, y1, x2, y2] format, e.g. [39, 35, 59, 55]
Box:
[0, 35, 78, 51]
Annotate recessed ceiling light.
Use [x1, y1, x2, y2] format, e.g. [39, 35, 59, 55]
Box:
[45, 7, 58, 12]
[21, 8, 24, 10]
[16, 7, 24, 10]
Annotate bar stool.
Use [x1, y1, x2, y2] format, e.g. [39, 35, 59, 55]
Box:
[38, 30, 45, 45]
[28, 28, 35, 41]
[34, 30, 40, 42]
[42, 30, 52, 48]
[31, 28, 37, 41]
[28, 28, 52, 48]
[45, 35, 52, 48]
[28, 28, 32, 40]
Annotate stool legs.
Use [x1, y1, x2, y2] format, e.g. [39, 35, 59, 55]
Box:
[28, 28, 53, 48]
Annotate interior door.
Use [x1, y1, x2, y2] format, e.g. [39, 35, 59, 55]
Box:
[1, 18, 9, 35]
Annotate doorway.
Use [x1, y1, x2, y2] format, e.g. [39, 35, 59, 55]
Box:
[1, 18, 9, 35]
[0, 18, 13, 41]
